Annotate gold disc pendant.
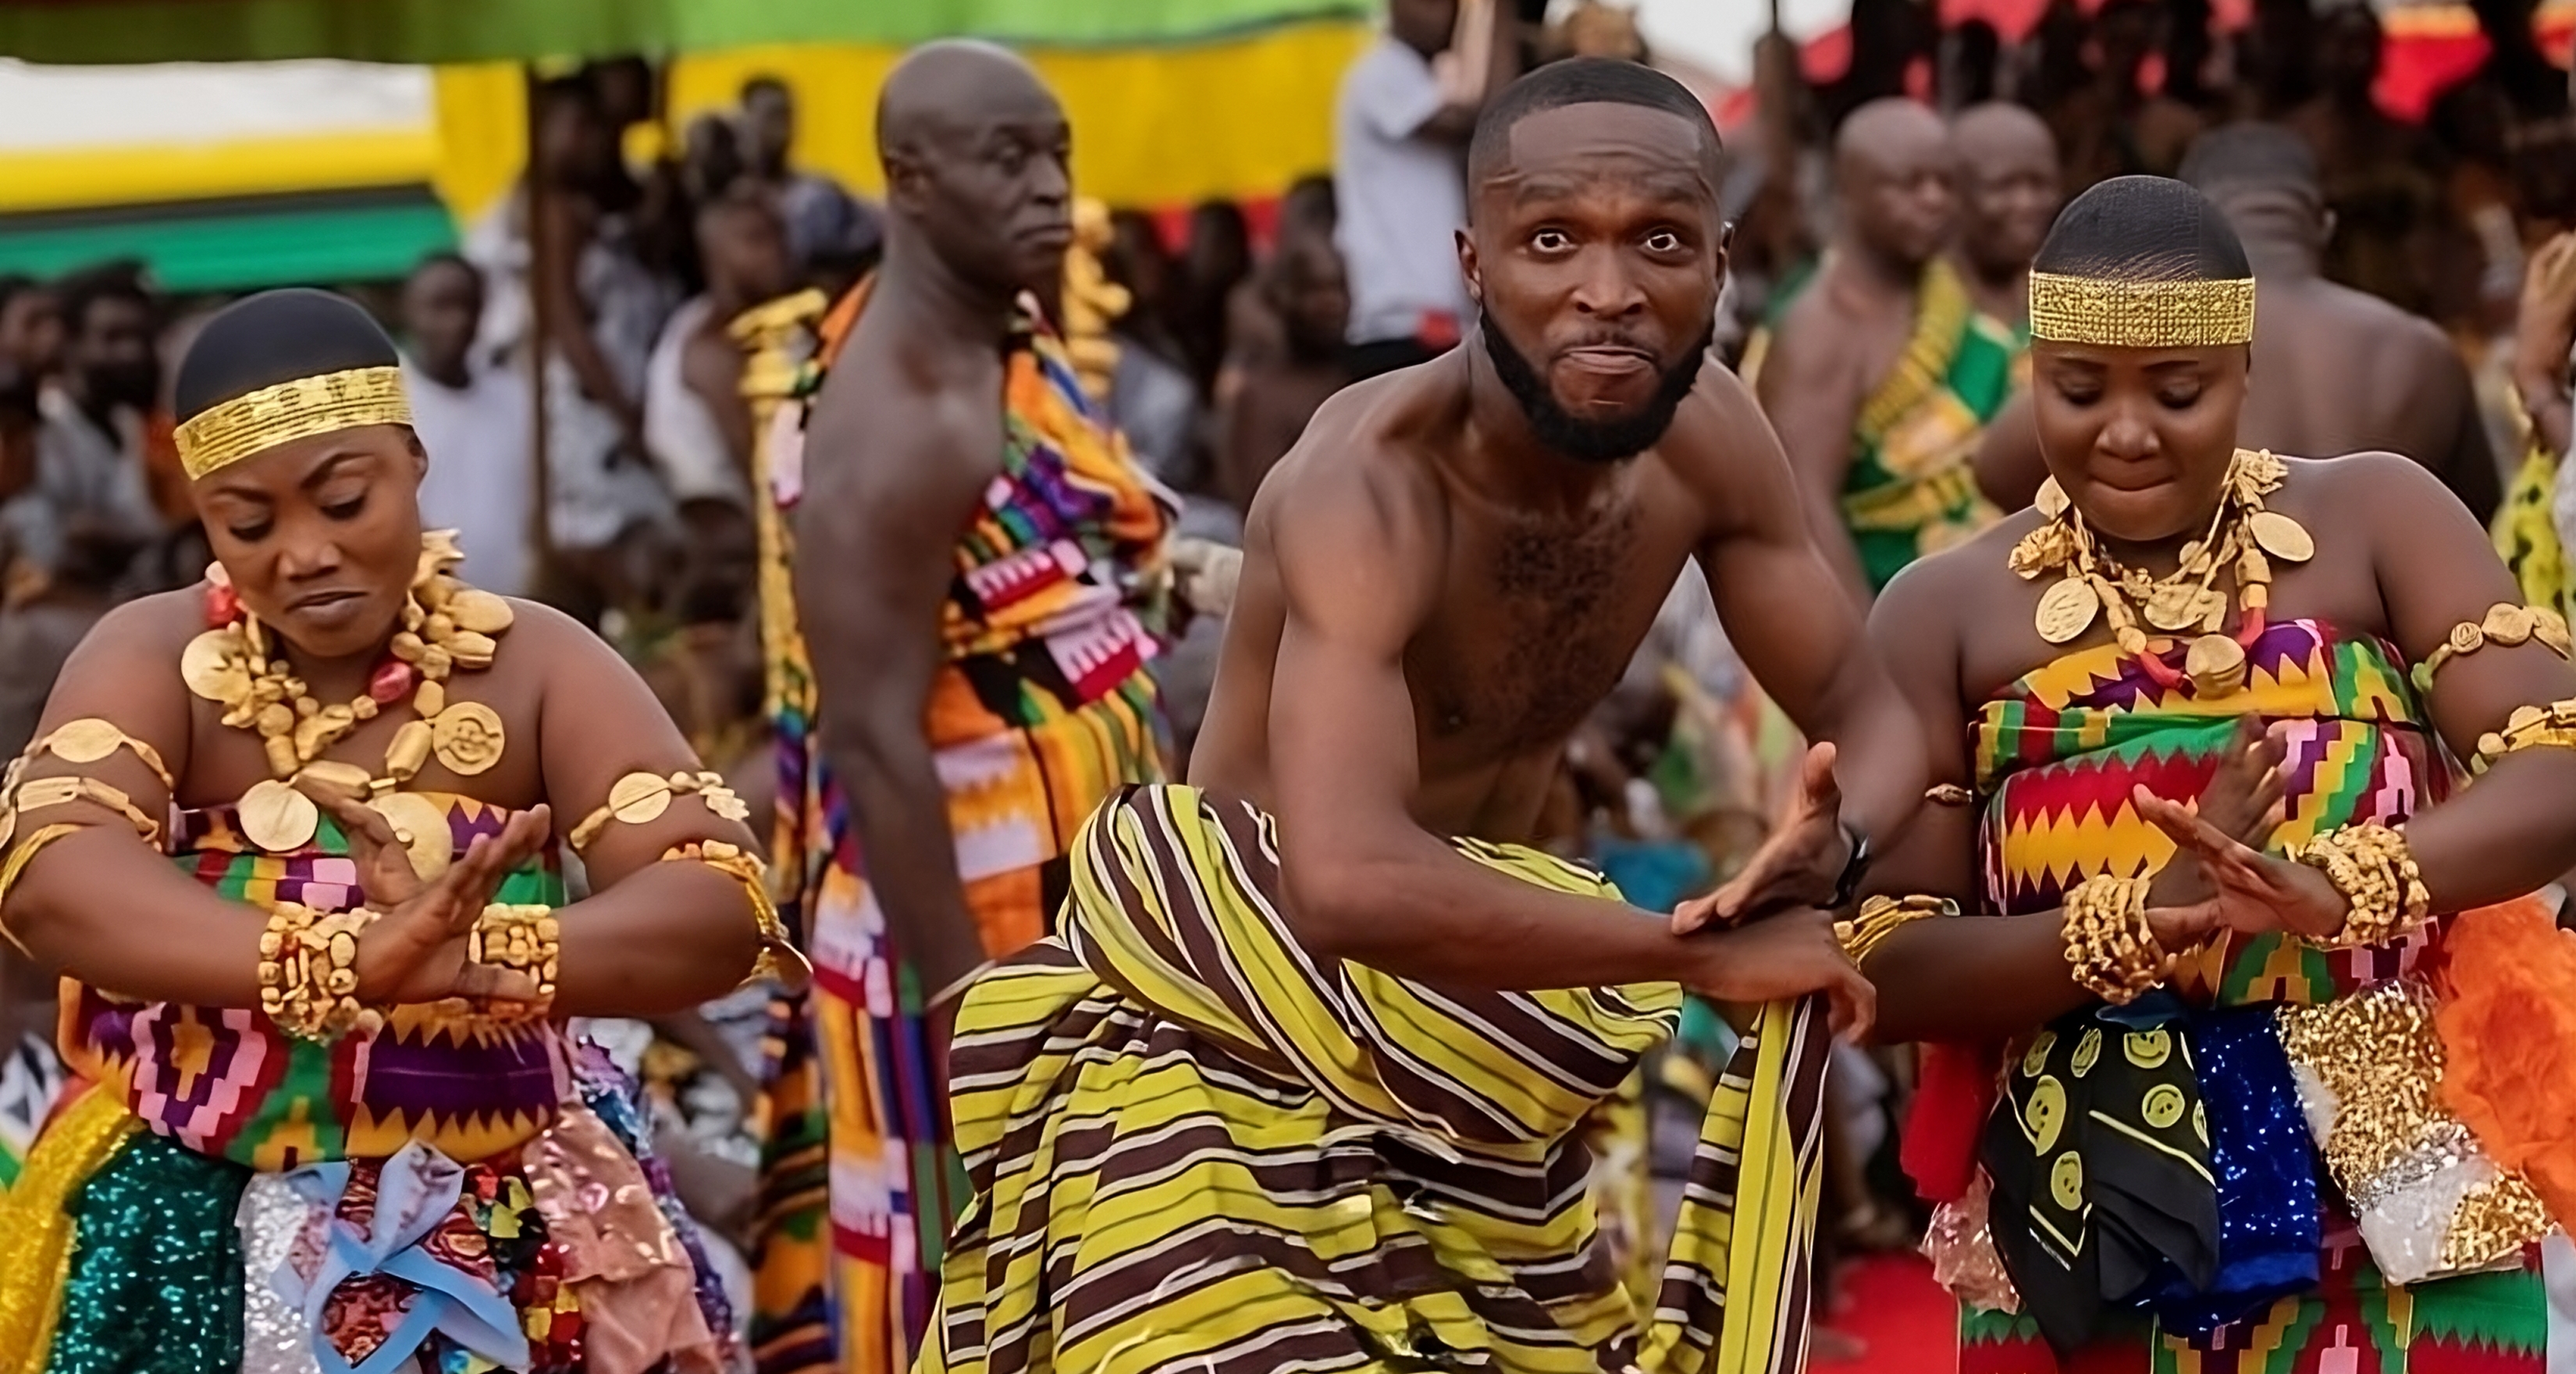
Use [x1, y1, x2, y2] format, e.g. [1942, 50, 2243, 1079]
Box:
[239, 778, 319, 853]
[2249, 511, 2314, 564]
[2185, 634, 2249, 698]
[368, 790, 455, 880]
[2144, 582, 2205, 632]
[2036, 577, 2101, 644]
[430, 702, 507, 776]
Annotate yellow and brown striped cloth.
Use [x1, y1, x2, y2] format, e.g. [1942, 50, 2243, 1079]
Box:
[920, 784, 1831, 1373]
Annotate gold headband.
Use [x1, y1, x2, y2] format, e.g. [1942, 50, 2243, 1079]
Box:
[2026, 272, 2256, 349]
[174, 365, 415, 480]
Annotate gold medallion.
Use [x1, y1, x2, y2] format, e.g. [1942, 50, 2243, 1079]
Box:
[2189, 587, 2229, 632]
[46, 717, 126, 765]
[2249, 511, 2314, 563]
[2487, 603, 2534, 646]
[2185, 634, 2248, 698]
[239, 778, 319, 853]
[181, 628, 250, 703]
[444, 588, 515, 635]
[607, 771, 675, 826]
[430, 702, 507, 776]
[368, 790, 454, 880]
[2035, 577, 2101, 644]
[2144, 582, 2204, 632]
[2036, 478, 2069, 518]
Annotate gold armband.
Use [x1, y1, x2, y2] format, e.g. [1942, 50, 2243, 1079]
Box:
[0, 822, 84, 955]
[2413, 603, 2575, 692]
[1925, 784, 1975, 808]
[469, 904, 560, 1022]
[258, 902, 382, 1042]
[662, 840, 812, 991]
[2061, 874, 2165, 1005]
[2471, 698, 2576, 773]
[569, 769, 751, 850]
[19, 717, 174, 792]
[1837, 894, 1956, 964]
[3, 774, 163, 848]
[2286, 822, 2428, 949]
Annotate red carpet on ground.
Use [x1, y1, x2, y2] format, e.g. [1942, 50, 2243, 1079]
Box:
[1818, 1251, 1960, 1374]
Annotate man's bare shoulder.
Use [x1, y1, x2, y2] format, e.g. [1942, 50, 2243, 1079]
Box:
[1651, 361, 1800, 522]
[1247, 365, 1453, 590]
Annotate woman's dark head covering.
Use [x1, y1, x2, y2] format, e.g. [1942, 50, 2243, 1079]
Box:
[172, 288, 413, 480]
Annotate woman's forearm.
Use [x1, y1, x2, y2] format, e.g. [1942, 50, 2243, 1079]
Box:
[9, 826, 268, 1007]
[553, 858, 763, 1018]
[1863, 906, 2088, 1045]
[2400, 748, 2576, 915]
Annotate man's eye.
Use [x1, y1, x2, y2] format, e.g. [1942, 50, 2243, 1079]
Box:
[1644, 230, 1682, 253]
[1532, 230, 1572, 253]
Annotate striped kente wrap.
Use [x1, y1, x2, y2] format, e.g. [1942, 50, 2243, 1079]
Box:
[921, 784, 1831, 1373]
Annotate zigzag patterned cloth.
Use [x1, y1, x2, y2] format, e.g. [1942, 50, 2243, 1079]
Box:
[1950, 619, 2559, 1372]
[922, 785, 1831, 1374]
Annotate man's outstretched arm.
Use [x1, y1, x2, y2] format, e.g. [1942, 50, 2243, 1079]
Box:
[1259, 458, 1870, 1028]
[1692, 364, 1931, 862]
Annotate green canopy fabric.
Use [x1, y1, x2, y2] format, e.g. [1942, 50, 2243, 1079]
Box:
[0, 0, 1371, 65]
[0, 192, 453, 291]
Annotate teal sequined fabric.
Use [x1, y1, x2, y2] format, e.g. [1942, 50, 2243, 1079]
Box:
[48, 1132, 251, 1373]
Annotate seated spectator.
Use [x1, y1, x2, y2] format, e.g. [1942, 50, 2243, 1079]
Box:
[646, 190, 792, 518]
[2, 264, 168, 599]
[740, 75, 884, 279]
[1215, 223, 1349, 514]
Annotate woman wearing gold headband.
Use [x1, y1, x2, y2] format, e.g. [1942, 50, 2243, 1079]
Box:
[0, 288, 806, 1372]
[1850, 176, 2576, 1371]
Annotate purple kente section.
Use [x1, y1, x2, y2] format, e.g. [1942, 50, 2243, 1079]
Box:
[2054, 620, 2343, 714]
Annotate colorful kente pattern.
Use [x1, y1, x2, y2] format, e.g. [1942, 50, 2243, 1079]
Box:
[1957, 620, 2552, 1372]
[59, 792, 570, 1172]
[747, 282, 1171, 1374]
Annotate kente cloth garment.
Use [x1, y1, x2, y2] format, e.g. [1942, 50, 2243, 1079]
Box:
[921, 784, 1832, 1374]
[0, 792, 732, 1374]
[1942, 619, 2560, 1372]
[1743, 257, 2019, 591]
[746, 281, 1172, 1374]
[63, 793, 573, 1169]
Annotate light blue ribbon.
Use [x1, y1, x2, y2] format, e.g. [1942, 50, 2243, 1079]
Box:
[274, 1141, 532, 1374]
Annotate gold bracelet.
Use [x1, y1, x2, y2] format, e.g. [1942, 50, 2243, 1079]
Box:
[2414, 603, 2576, 692]
[468, 904, 560, 1022]
[2471, 698, 2576, 773]
[258, 902, 381, 1041]
[19, 717, 175, 792]
[2287, 822, 2428, 948]
[1837, 894, 1956, 964]
[2060, 874, 2165, 1004]
[660, 840, 812, 991]
[569, 769, 751, 850]
[3, 774, 163, 849]
[1925, 784, 1976, 808]
[0, 822, 84, 956]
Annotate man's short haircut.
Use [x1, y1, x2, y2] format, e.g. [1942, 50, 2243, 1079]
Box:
[742, 73, 790, 105]
[2033, 175, 2253, 284]
[1465, 57, 1723, 193]
[2178, 123, 2319, 195]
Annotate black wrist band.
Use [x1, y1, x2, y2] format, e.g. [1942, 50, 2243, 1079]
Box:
[1828, 820, 1871, 910]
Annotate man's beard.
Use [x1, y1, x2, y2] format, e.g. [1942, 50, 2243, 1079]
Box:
[1480, 313, 1712, 465]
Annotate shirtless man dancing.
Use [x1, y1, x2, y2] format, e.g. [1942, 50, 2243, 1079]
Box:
[919, 59, 1926, 1372]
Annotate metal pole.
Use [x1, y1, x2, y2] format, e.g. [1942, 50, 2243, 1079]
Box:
[522, 64, 559, 598]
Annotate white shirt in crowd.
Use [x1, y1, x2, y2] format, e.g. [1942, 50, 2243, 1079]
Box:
[1332, 34, 1473, 347]
[403, 356, 536, 599]
[643, 297, 752, 509]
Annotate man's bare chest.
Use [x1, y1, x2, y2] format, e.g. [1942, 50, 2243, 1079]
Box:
[1404, 501, 1694, 755]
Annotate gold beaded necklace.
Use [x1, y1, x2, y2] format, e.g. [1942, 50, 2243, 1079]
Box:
[2008, 449, 2314, 697]
[181, 529, 512, 868]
